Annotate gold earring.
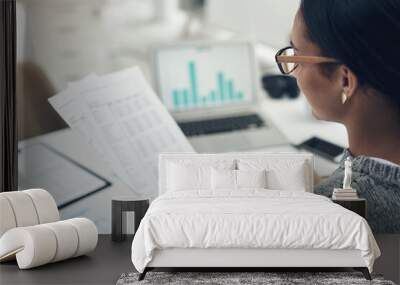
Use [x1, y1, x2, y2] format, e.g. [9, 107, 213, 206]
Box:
[341, 92, 348, 104]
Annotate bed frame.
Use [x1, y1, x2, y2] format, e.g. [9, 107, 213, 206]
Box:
[139, 248, 371, 280]
[137, 153, 372, 281]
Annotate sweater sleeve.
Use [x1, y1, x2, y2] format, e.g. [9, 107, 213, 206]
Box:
[314, 163, 400, 233]
[314, 167, 344, 197]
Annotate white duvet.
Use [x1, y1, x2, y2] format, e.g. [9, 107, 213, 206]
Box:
[131, 190, 380, 273]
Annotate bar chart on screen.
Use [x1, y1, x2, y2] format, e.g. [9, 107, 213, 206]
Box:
[156, 44, 254, 112]
[171, 61, 245, 109]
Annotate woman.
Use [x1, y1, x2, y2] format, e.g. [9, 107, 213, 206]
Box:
[275, 0, 400, 233]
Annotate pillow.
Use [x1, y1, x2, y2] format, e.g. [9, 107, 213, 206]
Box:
[211, 168, 268, 190]
[164, 159, 236, 192]
[211, 169, 236, 189]
[266, 167, 306, 191]
[167, 163, 211, 191]
[236, 169, 267, 188]
[237, 159, 307, 191]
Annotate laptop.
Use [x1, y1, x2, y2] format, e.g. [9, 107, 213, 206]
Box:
[153, 41, 288, 152]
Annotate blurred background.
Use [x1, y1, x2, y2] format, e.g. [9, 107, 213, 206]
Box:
[16, 0, 348, 231]
[15, 3, 400, 282]
[15, 0, 309, 139]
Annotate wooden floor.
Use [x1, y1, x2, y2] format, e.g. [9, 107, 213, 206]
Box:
[0, 235, 134, 285]
[1, 234, 398, 285]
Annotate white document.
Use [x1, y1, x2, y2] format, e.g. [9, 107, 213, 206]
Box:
[49, 67, 194, 197]
[49, 75, 111, 164]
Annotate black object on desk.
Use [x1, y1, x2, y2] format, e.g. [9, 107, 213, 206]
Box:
[112, 197, 149, 242]
[332, 198, 366, 218]
[296, 136, 345, 163]
[261, 74, 300, 99]
[178, 114, 265, 137]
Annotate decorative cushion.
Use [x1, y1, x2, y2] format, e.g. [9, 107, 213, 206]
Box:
[166, 160, 235, 191]
[167, 163, 211, 191]
[159, 153, 313, 194]
[211, 169, 268, 190]
[238, 159, 307, 191]
[211, 169, 236, 189]
[236, 169, 268, 189]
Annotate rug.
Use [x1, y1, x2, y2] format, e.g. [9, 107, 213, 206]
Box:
[116, 271, 396, 285]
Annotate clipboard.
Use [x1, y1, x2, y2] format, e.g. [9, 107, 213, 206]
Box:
[18, 143, 111, 208]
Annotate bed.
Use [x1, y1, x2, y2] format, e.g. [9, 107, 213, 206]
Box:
[131, 153, 380, 280]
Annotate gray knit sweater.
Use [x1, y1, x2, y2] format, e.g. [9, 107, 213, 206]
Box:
[314, 149, 400, 233]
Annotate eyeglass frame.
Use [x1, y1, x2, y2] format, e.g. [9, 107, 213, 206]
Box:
[275, 46, 340, 74]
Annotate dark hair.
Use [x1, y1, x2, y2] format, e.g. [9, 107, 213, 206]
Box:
[300, 0, 400, 106]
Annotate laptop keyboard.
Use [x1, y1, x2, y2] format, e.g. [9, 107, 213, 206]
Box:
[178, 114, 266, 137]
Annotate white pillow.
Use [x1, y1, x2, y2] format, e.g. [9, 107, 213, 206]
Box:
[238, 159, 307, 191]
[165, 159, 235, 192]
[237, 169, 267, 188]
[167, 163, 211, 191]
[211, 168, 268, 190]
[211, 169, 236, 189]
[266, 167, 306, 191]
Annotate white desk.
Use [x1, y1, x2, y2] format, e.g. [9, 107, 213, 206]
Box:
[261, 97, 348, 146]
[258, 95, 348, 177]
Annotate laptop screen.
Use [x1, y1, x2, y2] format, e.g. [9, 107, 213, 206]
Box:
[154, 42, 256, 112]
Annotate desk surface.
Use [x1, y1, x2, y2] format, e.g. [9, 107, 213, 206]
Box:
[261, 96, 348, 147]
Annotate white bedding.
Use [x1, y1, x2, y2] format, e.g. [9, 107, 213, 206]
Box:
[131, 190, 380, 273]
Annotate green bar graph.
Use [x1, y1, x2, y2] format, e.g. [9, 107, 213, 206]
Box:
[183, 89, 189, 108]
[189, 61, 198, 105]
[210, 91, 216, 103]
[172, 90, 180, 107]
[171, 61, 244, 110]
[227, 80, 234, 100]
[217, 72, 225, 102]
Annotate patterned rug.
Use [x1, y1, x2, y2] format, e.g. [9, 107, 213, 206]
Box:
[116, 271, 396, 285]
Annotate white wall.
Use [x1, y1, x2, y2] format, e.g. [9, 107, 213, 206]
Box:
[206, 0, 300, 49]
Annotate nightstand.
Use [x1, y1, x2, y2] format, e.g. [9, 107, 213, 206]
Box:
[332, 198, 366, 218]
[112, 196, 150, 242]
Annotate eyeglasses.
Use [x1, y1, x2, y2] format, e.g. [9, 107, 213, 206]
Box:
[275, 46, 339, 74]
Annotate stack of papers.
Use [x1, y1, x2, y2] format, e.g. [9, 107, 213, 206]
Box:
[332, 188, 359, 200]
[49, 67, 194, 197]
